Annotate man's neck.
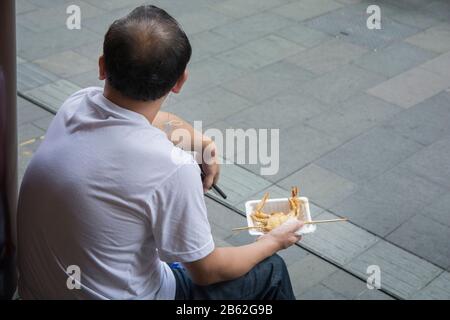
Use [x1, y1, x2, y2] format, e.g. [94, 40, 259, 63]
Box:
[103, 83, 165, 124]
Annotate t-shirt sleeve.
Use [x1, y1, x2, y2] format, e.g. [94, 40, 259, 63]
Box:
[147, 163, 215, 263]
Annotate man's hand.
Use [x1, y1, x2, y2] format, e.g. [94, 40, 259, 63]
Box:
[152, 111, 221, 192]
[184, 218, 302, 286]
[201, 140, 220, 193]
[258, 219, 304, 250]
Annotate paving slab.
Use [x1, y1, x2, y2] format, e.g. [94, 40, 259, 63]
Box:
[317, 126, 423, 184]
[300, 64, 386, 105]
[399, 136, 450, 189]
[217, 35, 305, 71]
[83, 0, 148, 11]
[224, 230, 257, 247]
[17, 62, 59, 91]
[419, 51, 450, 80]
[367, 66, 450, 109]
[412, 272, 450, 300]
[18, 123, 46, 144]
[212, 237, 233, 248]
[305, 3, 419, 50]
[205, 197, 247, 236]
[25, 0, 83, 9]
[321, 269, 367, 299]
[305, 93, 402, 142]
[166, 87, 252, 127]
[330, 165, 446, 237]
[24, 80, 81, 112]
[405, 23, 450, 53]
[354, 41, 437, 78]
[288, 254, 338, 297]
[175, 7, 233, 35]
[33, 50, 96, 78]
[222, 61, 315, 104]
[31, 114, 54, 131]
[208, 0, 290, 19]
[213, 163, 272, 205]
[387, 214, 450, 270]
[382, 91, 450, 145]
[18, 26, 102, 61]
[277, 245, 310, 267]
[73, 42, 103, 63]
[16, 0, 38, 14]
[347, 240, 442, 299]
[287, 38, 368, 75]
[17, 1, 105, 33]
[301, 211, 380, 265]
[211, 12, 295, 44]
[178, 57, 244, 99]
[246, 123, 342, 183]
[278, 164, 357, 210]
[335, 0, 362, 4]
[83, 7, 132, 35]
[224, 89, 327, 130]
[381, 0, 429, 10]
[391, 7, 442, 30]
[356, 288, 394, 300]
[17, 96, 51, 125]
[297, 284, 346, 300]
[275, 23, 332, 48]
[423, 1, 450, 23]
[67, 70, 105, 89]
[271, 0, 343, 22]
[421, 192, 450, 228]
[188, 30, 239, 63]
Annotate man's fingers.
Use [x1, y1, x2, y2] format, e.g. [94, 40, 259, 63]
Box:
[212, 170, 220, 185]
[283, 218, 304, 232]
[202, 174, 214, 193]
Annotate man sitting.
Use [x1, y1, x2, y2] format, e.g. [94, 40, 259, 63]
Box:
[17, 5, 303, 300]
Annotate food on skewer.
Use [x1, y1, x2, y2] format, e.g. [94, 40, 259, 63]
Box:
[250, 187, 305, 233]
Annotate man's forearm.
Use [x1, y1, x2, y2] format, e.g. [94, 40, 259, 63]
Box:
[185, 236, 281, 286]
[152, 111, 212, 151]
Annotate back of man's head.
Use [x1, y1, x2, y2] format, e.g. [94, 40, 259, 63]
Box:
[103, 5, 191, 101]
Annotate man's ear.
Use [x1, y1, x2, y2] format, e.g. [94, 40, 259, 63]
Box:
[99, 55, 106, 81]
[171, 69, 188, 94]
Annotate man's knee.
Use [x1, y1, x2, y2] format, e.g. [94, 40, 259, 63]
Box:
[261, 254, 289, 277]
[255, 254, 294, 299]
[268, 254, 286, 266]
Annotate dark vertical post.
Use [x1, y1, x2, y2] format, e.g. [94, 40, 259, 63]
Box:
[0, 0, 18, 299]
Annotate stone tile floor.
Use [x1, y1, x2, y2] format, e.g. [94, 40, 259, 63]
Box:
[15, 0, 450, 299]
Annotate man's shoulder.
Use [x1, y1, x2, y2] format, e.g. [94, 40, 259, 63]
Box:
[63, 86, 101, 106]
[121, 128, 199, 180]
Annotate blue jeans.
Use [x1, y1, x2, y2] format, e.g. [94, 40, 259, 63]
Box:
[171, 254, 296, 300]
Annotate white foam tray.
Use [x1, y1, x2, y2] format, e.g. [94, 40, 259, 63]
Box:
[245, 197, 316, 236]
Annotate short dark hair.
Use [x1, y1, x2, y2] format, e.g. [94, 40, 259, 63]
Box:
[103, 5, 191, 101]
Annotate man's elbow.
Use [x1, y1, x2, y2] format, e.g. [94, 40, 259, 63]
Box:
[184, 250, 226, 286]
[188, 264, 223, 286]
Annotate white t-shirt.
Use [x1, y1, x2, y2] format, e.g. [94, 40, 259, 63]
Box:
[17, 87, 214, 300]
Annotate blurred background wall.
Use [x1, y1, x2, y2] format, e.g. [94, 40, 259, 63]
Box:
[0, 0, 18, 300]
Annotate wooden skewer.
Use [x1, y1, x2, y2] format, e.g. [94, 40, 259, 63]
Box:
[304, 218, 348, 225]
[232, 218, 348, 232]
[232, 226, 262, 231]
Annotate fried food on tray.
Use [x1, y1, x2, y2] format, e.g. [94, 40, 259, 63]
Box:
[250, 187, 305, 233]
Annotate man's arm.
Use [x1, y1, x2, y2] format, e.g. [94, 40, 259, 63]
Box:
[183, 219, 303, 286]
[152, 111, 219, 192]
[152, 111, 212, 152]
